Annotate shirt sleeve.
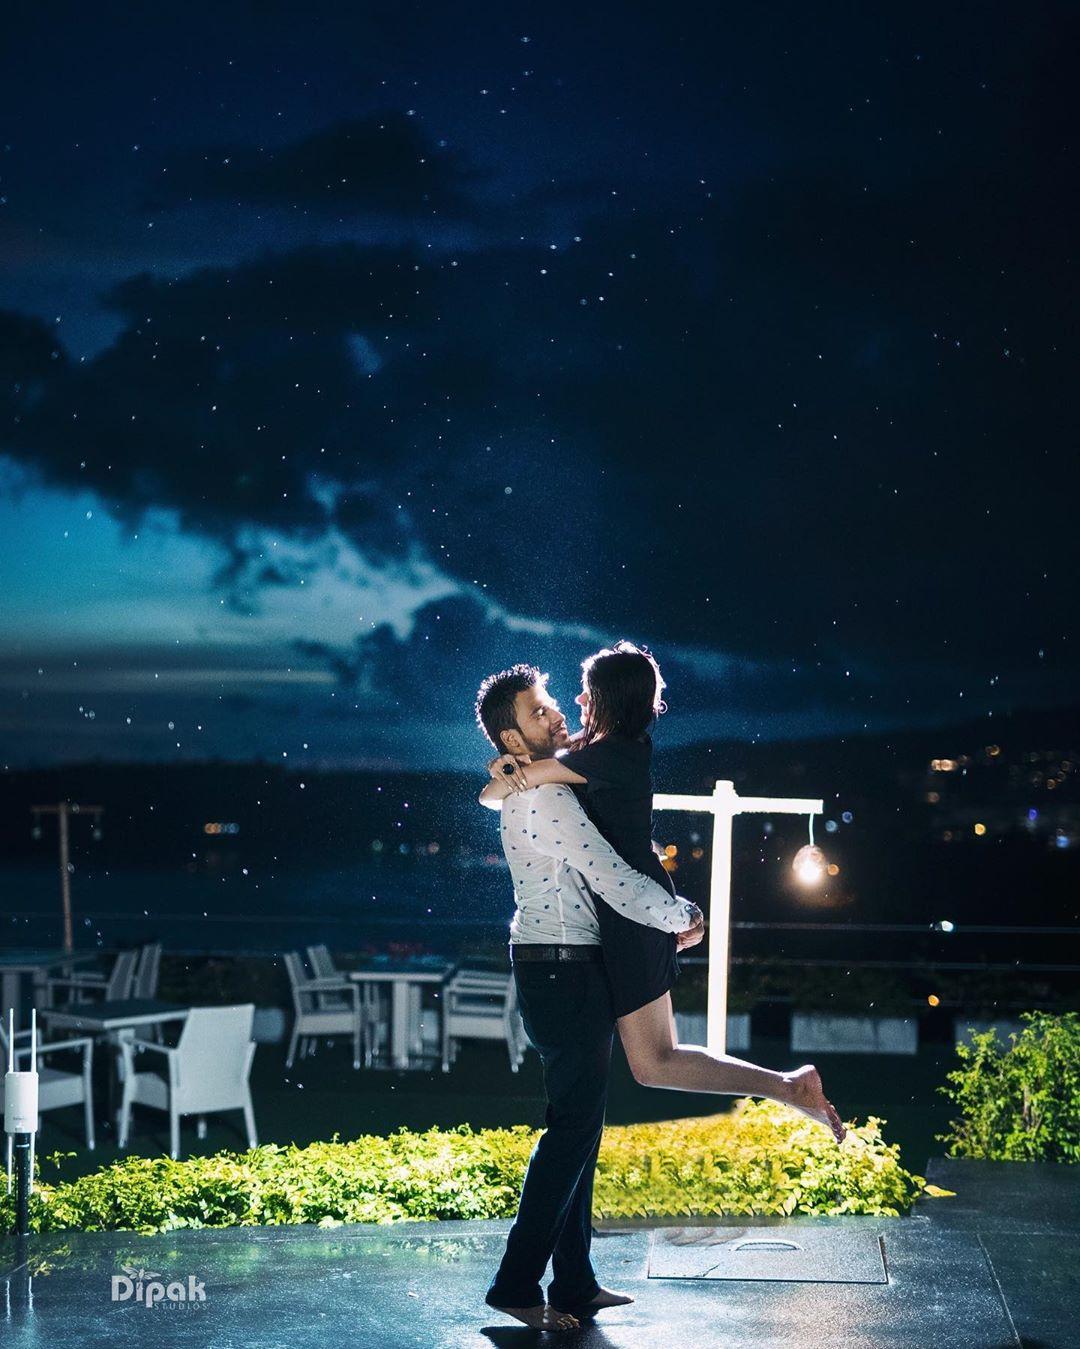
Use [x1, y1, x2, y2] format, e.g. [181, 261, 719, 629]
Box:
[557, 737, 626, 789]
[527, 785, 697, 933]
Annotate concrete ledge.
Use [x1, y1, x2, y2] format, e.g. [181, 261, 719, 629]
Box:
[791, 1013, 918, 1055]
[674, 1012, 751, 1051]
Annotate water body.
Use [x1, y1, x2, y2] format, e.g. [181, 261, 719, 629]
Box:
[0, 860, 520, 957]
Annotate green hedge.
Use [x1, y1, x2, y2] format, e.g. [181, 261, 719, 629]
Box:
[935, 1010, 1080, 1162]
[2, 1100, 926, 1235]
[672, 962, 758, 1013]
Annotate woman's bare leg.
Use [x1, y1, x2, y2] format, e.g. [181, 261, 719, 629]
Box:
[617, 991, 846, 1143]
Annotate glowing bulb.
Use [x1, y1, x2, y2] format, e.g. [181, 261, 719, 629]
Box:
[792, 844, 826, 886]
[927, 994, 940, 1007]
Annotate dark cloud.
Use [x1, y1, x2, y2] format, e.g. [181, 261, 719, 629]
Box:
[1, 44, 1077, 718]
[149, 112, 489, 219]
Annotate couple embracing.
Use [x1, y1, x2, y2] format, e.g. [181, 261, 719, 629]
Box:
[472, 641, 846, 1332]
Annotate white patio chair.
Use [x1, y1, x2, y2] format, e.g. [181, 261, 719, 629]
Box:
[44, 947, 139, 1014]
[283, 952, 364, 1070]
[115, 1004, 257, 1160]
[306, 944, 381, 1066]
[132, 942, 162, 999]
[0, 1022, 96, 1149]
[128, 942, 165, 1044]
[441, 969, 527, 1073]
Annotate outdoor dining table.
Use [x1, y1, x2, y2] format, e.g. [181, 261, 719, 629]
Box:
[40, 996, 190, 1038]
[0, 947, 101, 1032]
[39, 997, 191, 1126]
[346, 956, 458, 1070]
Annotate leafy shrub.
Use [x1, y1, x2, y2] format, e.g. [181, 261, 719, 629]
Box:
[1, 1101, 926, 1235]
[157, 955, 287, 1007]
[775, 964, 913, 1016]
[935, 1010, 1080, 1162]
[934, 970, 1055, 1018]
[673, 962, 758, 1014]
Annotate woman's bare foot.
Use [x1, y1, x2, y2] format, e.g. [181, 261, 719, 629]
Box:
[488, 1302, 581, 1330]
[783, 1064, 847, 1143]
[553, 1285, 634, 1316]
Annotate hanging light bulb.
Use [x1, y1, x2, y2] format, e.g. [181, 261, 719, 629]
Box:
[792, 813, 826, 885]
[792, 844, 827, 885]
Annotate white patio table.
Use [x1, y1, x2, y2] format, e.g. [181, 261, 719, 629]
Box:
[39, 997, 191, 1125]
[346, 956, 457, 1070]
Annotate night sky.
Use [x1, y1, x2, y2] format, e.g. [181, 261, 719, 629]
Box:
[1, 2, 1076, 770]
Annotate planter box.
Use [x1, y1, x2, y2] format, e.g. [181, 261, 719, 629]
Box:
[953, 1017, 1025, 1048]
[674, 1011, 751, 1052]
[790, 1012, 917, 1055]
[252, 1006, 286, 1044]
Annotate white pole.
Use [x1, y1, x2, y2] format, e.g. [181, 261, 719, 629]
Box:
[706, 781, 737, 1055]
[654, 780, 823, 1060]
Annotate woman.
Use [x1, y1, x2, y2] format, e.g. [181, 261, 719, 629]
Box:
[479, 640, 846, 1144]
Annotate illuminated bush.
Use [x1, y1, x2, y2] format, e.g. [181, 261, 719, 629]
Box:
[2, 1100, 926, 1235]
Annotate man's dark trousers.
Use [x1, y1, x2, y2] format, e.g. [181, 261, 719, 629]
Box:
[485, 948, 615, 1312]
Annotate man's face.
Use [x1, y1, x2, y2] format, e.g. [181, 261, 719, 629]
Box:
[506, 682, 570, 758]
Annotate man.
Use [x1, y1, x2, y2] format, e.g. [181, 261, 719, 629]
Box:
[474, 663, 704, 1332]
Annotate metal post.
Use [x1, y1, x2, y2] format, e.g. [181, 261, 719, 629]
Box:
[58, 802, 73, 954]
[12, 1134, 30, 1235]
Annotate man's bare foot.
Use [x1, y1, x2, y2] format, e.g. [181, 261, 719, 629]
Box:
[783, 1064, 847, 1144]
[553, 1285, 634, 1316]
[488, 1302, 581, 1330]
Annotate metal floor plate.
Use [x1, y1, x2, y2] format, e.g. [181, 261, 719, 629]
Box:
[648, 1225, 888, 1284]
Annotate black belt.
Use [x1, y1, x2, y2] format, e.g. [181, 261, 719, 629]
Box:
[510, 943, 603, 963]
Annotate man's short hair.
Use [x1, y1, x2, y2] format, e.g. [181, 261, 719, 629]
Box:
[474, 664, 547, 751]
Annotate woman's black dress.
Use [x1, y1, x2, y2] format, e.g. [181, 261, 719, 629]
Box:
[558, 731, 680, 1018]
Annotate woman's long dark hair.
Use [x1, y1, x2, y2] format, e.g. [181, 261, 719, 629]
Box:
[578, 640, 667, 746]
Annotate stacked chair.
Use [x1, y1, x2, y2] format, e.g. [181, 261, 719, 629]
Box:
[43, 947, 138, 1014]
[441, 967, 528, 1073]
[283, 951, 365, 1070]
[131, 942, 163, 999]
[306, 944, 383, 1066]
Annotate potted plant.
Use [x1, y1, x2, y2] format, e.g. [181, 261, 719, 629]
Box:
[787, 965, 917, 1055]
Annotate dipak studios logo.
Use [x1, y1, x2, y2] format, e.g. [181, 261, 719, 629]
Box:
[111, 1263, 207, 1310]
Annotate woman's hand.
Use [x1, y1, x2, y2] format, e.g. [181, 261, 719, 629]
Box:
[487, 752, 531, 793]
[675, 903, 705, 950]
